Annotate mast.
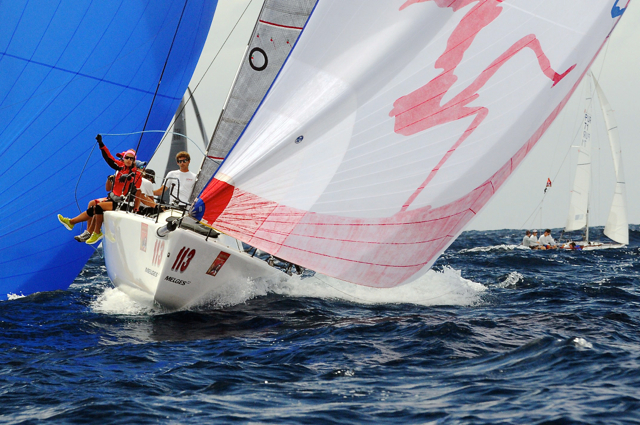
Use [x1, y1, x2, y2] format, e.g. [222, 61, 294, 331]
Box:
[187, 86, 209, 148]
[165, 95, 188, 177]
[585, 205, 590, 243]
[564, 76, 593, 239]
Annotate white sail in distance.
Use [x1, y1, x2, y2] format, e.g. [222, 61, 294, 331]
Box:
[194, 0, 631, 288]
[565, 84, 593, 233]
[593, 74, 629, 244]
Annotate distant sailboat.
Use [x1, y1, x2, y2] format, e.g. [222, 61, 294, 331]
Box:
[562, 72, 628, 249]
[99, 0, 630, 309]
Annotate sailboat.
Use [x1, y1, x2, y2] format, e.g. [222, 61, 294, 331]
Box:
[561, 72, 628, 250]
[100, 0, 631, 309]
[0, 0, 217, 299]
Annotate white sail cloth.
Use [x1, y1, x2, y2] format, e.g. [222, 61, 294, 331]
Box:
[593, 75, 629, 244]
[195, 0, 629, 287]
[565, 107, 593, 233]
[192, 0, 316, 201]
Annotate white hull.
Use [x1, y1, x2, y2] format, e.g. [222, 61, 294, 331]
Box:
[102, 210, 284, 310]
[576, 242, 626, 251]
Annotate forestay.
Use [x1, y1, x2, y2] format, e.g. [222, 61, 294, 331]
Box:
[194, 0, 630, 287]
[192, 0, 317, 201]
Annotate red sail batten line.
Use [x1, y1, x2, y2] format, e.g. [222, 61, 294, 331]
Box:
[219, 227, 450, 269]
[258, 20, 303, 30]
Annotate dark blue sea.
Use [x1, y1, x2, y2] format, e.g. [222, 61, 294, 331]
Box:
[2, 226, 640, 424]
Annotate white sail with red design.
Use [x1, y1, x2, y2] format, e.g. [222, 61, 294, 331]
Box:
[193, 0, 630, 287]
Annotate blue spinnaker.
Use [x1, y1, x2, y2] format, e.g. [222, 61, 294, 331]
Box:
[0, 0, 217, 299]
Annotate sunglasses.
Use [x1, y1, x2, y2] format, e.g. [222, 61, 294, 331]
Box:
[124, 156, 135, 160]
[177, 159, 189, 163]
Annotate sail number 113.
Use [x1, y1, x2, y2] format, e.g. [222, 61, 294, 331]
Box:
[172, 247, 196, 272]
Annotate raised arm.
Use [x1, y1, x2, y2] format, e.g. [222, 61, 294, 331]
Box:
[96, 134, 121, 171]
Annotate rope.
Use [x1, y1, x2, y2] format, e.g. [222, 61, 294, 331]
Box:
[74, 143, 97, 213]
[101, 130, 208, 158]
[72, 143, 103, 257]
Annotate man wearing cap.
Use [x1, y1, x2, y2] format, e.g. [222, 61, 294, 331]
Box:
[529, 230, 543, 249]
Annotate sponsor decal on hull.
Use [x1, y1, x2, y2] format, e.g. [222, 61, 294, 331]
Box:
[140, 223, 148, 252]
[145, 267, 158, 277]
[164, 275, 191, 286]
[206, 251, 230, 277]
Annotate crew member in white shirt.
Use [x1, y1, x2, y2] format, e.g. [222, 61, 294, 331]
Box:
[137, 169, 157, 214]
[522, 230, 532, 247]
[154, 151, 196, 205]
[529, 230, 543, 250]
[538, 229, 556, 249]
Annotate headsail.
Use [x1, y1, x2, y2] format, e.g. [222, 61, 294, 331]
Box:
[0, 0, 216, 298]
[194, 0, 629, 287]
[593, 74, 629, 244]
[565, 83, 593, 233]
[191, 0, 317, 201]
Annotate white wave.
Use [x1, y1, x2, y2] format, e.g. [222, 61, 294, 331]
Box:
[260, 266, 486, 307]
[497, 271, 524, 288]
[459, 244, 530, 253]
[90, 287, 156, 315]
[90, 267, 486, 313]
[572, 337, 593, 349]
[6, 293, 25, 300]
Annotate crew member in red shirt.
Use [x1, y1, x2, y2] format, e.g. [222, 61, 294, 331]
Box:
[58, 135, 142, 244]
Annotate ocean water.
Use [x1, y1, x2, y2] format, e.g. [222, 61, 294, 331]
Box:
[2, 227, 640, 424]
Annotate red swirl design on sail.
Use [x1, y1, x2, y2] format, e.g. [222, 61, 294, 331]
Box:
[391, 0, 575, 211]
[196, 1, 609, 288]
[200, 79, 581, 287]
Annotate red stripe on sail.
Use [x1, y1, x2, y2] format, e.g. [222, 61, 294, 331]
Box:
[199, 178, 235, 225]
[258, 20, 303, 30]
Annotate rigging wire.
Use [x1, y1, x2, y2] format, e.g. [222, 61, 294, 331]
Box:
[72, 130, 208, 216]
[71, 141, 103, 257]
[134, 0, 190, 154]
[103, 130, 208, 158]
[154, 0, 257, 154]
